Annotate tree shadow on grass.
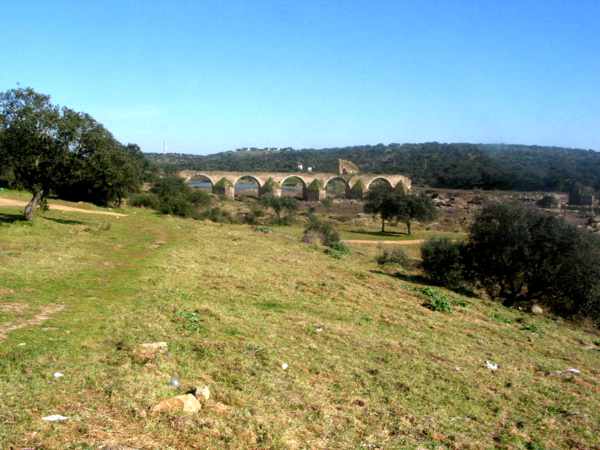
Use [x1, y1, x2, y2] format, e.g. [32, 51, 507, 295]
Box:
[43, 217, 86, 225]
[348, 229, 408, 238]
[370, 269, 479, 298]
[0, 212, 28, 224]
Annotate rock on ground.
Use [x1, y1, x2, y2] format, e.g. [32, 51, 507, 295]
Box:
[151, 394, 201, 415]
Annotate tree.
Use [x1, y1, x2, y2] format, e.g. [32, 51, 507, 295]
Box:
[395, 192, 437, 235]
[260, 195, 298, 224]
[0, 88, 66, 219]
[0, 87, 147, 218]
[363, 183, 395, 232]
[466, 202, 600, 318]
[364, 185, 437, 234]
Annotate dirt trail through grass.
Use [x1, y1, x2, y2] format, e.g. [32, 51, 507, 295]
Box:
[0, 197, 126, 217]
[343, 238, 425, 245]
[0, 304, 65, 341]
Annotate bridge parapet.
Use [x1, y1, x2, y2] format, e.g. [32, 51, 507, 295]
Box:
[178, 170, 411, 200]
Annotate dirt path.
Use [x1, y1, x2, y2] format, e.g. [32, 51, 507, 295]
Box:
[343, 239, 425, 245]
[0, 304, 65, 341]
[0, 197, 126, 217]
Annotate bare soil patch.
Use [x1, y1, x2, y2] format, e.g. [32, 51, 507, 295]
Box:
[0, 304, 65, 341]
[0, 197, 126, 217]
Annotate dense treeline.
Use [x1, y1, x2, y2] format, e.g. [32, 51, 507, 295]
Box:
[0, 88, 156, 219]
[147, 143, 600, 192]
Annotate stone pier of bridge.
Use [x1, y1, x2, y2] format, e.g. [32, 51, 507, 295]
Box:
[178, 169, 411, 201]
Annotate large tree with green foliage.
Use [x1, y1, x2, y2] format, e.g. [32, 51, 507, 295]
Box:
[0, 87, 148, 219]
[0, 88, 68, 219]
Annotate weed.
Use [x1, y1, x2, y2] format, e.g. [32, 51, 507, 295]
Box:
[174, 310, 204, 333]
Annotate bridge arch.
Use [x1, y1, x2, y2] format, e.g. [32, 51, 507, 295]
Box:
[233, 175, 263, 198]
[187, 173, 215, 191]
[324, 176, 349, 199]
[281, 175, 307, 199]
[365, 177, 393, 192]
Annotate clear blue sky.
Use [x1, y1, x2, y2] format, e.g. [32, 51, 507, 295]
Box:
[2, 0, 599, 153]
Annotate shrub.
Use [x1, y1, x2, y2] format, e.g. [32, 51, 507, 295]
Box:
[199, 207, 234, 223]
[466, 202, 600, 322]
[376, 248, 411, 268]
[129, 193, 160, 209]
[303, 214, 341, 248]
[420, 287, 452, 313]
[325, 241, 351, 259]
[421, 237, 466, 288]
[188, 189, 211, 207]
[158, 195, 195, 218]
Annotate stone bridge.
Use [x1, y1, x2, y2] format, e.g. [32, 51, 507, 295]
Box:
[178, 170, 411, 201]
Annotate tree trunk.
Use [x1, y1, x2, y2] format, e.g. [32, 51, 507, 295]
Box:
[381, 218, 385, 233]
[24, 190, 43, 221]
[406, 220, 411, 235]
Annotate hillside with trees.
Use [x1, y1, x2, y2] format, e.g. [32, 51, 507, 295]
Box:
[147, 143, 600, 192]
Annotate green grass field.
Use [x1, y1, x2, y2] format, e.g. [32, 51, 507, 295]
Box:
[1, 194, 599, 449]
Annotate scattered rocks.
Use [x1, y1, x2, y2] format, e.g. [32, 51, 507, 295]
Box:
[197, 385, 210, 401]
[133, 342, 168, 362]
[531, 304, 544, 315]
[151, 394, 201, 415]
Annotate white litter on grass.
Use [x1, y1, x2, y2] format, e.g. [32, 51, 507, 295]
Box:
[281, 363, 289, 370]
[485, 361, 499, 371]
[53, 372, 64, 379]
[566, 368, 581, 374]
[169, 376, 181, 388]
[42, 415, 68, 422]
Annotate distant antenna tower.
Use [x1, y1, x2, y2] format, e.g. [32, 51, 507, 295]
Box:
[162, 140, 167, 154]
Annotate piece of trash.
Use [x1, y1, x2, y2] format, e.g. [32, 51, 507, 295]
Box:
[53, 372, 64, 379]
[281, 363, 289, 370]
[566, 368, 581, 374]
[454, 366, 461, 372]
[485, 360, 499, 371]
[315, 327, 323, 333]
[42, 415, 68, 422]
[169, 376, 181, 388]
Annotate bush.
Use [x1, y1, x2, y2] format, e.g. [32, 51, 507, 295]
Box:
[325, 241, 351, 259]
[466, 202, 600, 323]
[421, 238, 466, 288]
[158, 195, 195, 218]
[420, 287, 452, 313]
[303, 214, 341, 247]
[188, 190, 211, 207]
[129, 193, 160, 209]
[376, 248, 411, 268]
[199, 207, 234, 223]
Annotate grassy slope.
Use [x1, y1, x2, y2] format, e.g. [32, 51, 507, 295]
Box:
[1, 201, 599, 449]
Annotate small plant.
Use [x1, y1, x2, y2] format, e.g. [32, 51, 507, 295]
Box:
[376, 247, 410, 267]
[325, 241, 351, 259]
[520, 323, 540, 333]
[254, 226, 272, 233]
[420, 287, 452, 313]
[175, 310, 204, 333]
[491, 313, 513, 324]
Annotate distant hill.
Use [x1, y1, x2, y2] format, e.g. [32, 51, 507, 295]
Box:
[146, 143, 600, 192]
